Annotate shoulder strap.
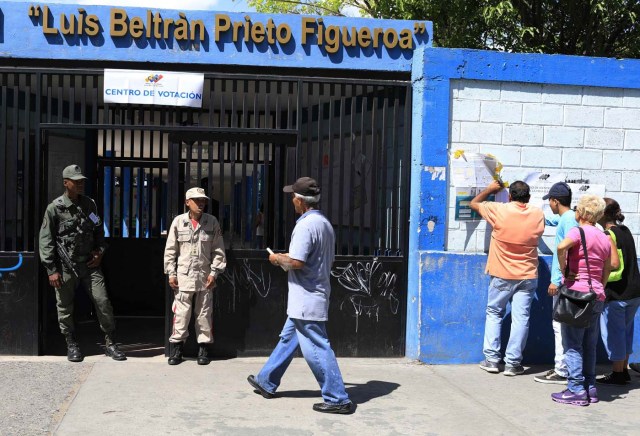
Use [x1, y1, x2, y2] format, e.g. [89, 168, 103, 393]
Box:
[606, 229, 616, 244]
[609, 226, 619, 244]
[578, 227, 594, 293]
[73, 195, 92, 221]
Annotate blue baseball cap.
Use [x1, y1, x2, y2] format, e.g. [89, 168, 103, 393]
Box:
[542, 182, 571, 200]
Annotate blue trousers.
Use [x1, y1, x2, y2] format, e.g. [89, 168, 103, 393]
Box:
[256, 317, 350, 405]
[600, 297, 640, 361]
[562, 300, 604, 393]
[483, 277, 537, 366]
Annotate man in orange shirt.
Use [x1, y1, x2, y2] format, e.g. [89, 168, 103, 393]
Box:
[470, 180, 545, 376]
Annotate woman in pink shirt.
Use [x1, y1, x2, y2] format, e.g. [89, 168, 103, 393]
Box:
[552, 195, 612, 407]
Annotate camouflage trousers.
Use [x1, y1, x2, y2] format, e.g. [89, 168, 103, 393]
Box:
[55, 267, 116, 336]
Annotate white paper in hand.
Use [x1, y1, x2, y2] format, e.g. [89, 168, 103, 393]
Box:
[266, 248, 289, 271]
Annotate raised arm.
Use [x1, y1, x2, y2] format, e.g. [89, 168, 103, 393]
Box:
[470, 180, 504, 213]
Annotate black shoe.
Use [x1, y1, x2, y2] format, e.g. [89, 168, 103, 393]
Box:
[312, 402, 354, 414]
[478, 359, 500, 374]
[596, 372, 628, 385]
[168, 342, 184, 366]
[65, 334, 84, 363]
[105, 343, 127, 361]
[624, 369, 631, 382]
[104, 334, 126, 361]
[197, 344, 210, 366]
[247, 375, 275, 399]
[503, 365, 525, 376]
[66, 342, 84, 363]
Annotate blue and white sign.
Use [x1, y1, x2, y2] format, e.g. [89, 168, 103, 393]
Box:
[0, 2, 432, 72]
[103, 69, 204, 107]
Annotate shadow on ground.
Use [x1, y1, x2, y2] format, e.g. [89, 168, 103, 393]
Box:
[45, 317, 165, 358]
[526, 364, 640, 403]
[273, 379, 400, 404]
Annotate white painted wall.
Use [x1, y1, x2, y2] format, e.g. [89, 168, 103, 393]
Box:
[448, 79, 640, 252]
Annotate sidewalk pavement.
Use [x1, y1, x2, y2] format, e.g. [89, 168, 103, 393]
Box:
[3, 356, 640, 435]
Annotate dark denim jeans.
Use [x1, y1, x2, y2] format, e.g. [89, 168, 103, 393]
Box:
[562, 300, 604, 393]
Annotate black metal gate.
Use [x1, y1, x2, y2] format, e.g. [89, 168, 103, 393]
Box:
[164, 78, 411, 357]
[0, 68, 410, 357]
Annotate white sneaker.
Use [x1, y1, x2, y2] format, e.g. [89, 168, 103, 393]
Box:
[534, 369, 567, 384]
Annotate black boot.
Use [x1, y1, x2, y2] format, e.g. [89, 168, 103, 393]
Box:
[65, 334, 84, 363]
[197, 344, 211, 365]
[168, 342, 184, 365]
[105, 334, 127, 361]
[596, 371, 628, 385]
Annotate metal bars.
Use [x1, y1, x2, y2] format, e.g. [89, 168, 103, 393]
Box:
[0, 68, 410, 256]
[297, 82, 410, 256]
[0, 72, 37, 252]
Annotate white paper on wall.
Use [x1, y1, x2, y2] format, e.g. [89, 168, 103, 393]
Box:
[450, 152, 501, 188]
[567, 183, 606, 209]
[524, 172, 566, 215]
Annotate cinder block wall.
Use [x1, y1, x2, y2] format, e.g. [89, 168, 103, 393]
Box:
[408, 48, 640, 363]
[448, 80, 640, 252]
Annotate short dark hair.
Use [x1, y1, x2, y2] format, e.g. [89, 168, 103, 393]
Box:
[551, 195, 571, 207]
[509, 181, 531, 203]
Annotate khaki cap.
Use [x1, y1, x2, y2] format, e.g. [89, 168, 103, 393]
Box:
[62, 165, 87, 180]
[185, 187, 209, 200]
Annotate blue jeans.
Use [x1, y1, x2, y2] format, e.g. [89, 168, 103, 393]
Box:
[562, 300, 604, 393]
[600, 297, 640, 361]
[483, 277, 537, 366]
[256, 317, 350, 405]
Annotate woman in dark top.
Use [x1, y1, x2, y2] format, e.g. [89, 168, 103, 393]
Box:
[597, 198, 640, 385]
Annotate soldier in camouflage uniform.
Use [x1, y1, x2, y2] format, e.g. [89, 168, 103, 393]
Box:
[39, 164, 126, 362]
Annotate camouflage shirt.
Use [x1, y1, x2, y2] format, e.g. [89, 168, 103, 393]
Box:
[39, 193, 106, 275]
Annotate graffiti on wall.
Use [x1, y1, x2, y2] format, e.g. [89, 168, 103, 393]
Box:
[331, 259, 399, 332]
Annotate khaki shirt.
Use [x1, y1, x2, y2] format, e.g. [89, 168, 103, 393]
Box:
[39, 194, 106, 276]
[164, 212, 226, 292]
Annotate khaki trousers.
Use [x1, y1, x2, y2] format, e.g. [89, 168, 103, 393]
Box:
[169, 289, 213, 344]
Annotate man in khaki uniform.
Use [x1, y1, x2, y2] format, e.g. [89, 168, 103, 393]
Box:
[164, 187, 226, 365]
[39, 164, 126, 362]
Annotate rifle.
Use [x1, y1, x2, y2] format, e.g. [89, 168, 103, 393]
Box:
[56, 241, 79, 278]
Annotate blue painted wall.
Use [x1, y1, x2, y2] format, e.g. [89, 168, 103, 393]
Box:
[419, 253, 555, 364]
[409, 47, 640, 364]
[0, 2, 431, 71]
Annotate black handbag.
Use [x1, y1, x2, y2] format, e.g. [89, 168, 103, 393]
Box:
[552, 227, 598, 328]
